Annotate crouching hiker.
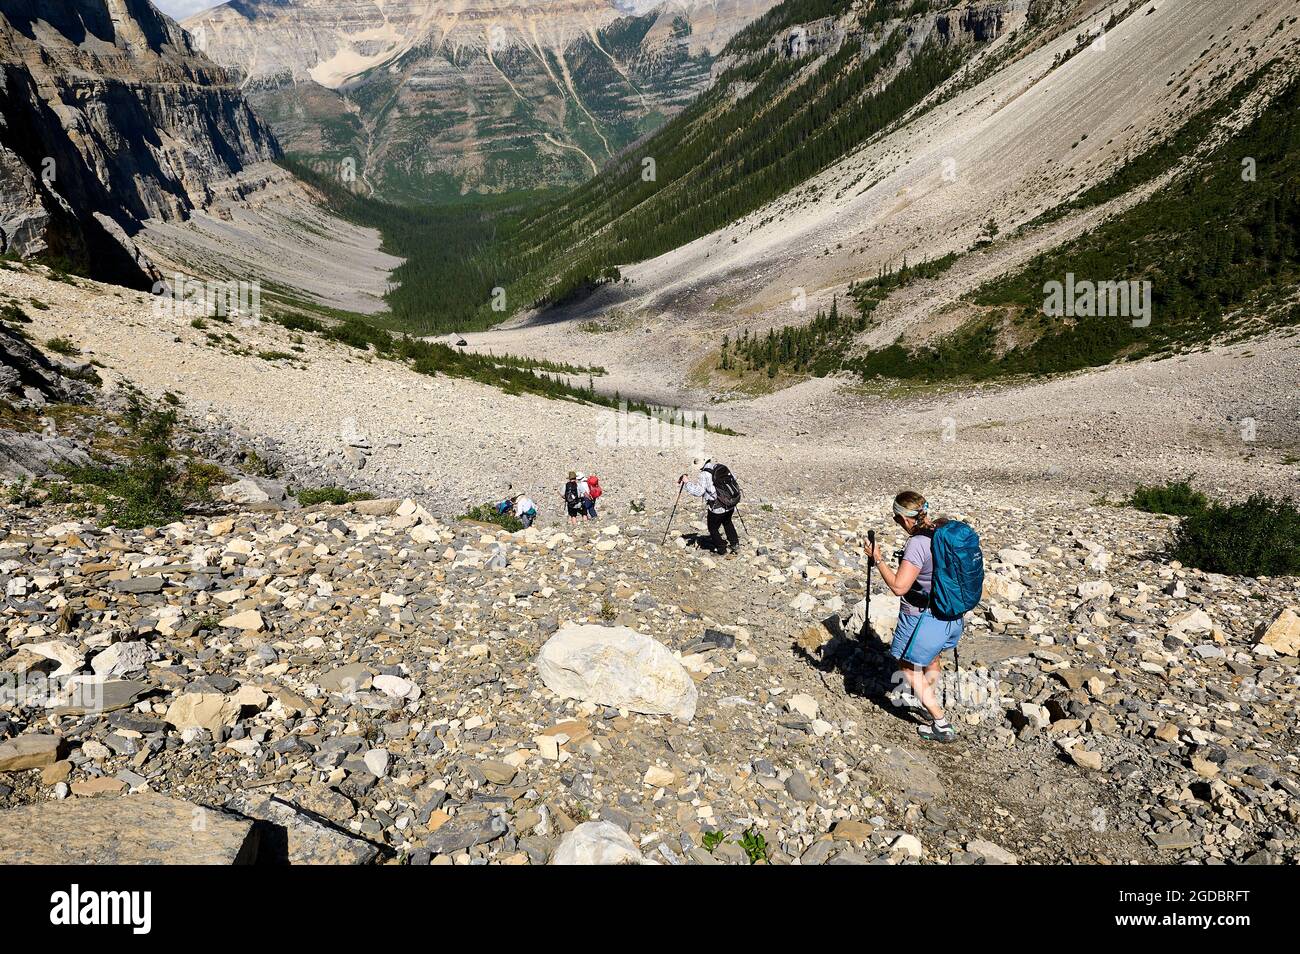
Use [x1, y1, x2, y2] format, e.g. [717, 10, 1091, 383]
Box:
[512, 493, 537, 529]
[680, 457, 742, 557]
[868, 490, 984, 743]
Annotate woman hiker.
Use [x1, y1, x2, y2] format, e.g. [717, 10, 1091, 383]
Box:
[868, 490, 963, 743]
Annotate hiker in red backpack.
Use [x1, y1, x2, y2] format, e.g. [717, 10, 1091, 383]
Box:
[868, 490, 984, 744]
[582, 472, 602, 520]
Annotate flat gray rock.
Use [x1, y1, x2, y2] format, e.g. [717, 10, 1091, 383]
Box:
[0, 793, 257, 864]
[225, 792, 381, 865]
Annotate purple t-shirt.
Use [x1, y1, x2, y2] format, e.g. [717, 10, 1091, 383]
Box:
[899, 533, 933, 616]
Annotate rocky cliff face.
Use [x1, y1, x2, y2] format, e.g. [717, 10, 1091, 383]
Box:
[185, 0, 777, 200]
[0, 0, 280, 287]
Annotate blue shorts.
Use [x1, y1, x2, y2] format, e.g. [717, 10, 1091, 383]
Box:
[890, 611, 964, 666]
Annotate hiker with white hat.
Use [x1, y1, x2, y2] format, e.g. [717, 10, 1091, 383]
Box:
[679, 457, 742, 557]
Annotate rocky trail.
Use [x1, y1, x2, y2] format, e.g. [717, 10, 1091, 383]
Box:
[1, 259, 1298, 865]
[2, 480, 1297, 864]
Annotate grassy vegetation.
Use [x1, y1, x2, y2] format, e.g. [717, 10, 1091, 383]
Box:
[45, 336, 80, 357]
[295, 486, 376, 507]
[58, 395, 223, 528]
[1, 303, 32, 325]
[6, 475, 78, 508]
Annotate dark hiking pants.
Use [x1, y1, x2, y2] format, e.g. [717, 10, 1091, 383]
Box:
[707, 509, 739, 553]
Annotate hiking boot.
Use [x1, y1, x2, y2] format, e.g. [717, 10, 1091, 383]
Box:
[917, 721, 958, 743]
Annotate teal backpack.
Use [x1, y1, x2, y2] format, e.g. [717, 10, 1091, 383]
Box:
[929, 520, 985, 621]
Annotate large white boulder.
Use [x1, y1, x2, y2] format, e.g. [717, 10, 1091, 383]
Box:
[551, 821, 647, 865]
[536, 623, 698, 721]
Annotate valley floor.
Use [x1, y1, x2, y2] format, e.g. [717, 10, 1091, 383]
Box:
[6, 266, 1299, 518]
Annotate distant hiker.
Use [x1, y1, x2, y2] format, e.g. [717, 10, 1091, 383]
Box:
[563, 471, 585, 525]
[680, 457, 741, 557]
[513, 493, 537, 529]
[868, 491, 984, 743]
[583, 472, 603, 520]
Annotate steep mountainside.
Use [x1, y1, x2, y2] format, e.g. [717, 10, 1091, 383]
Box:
[373, 0, 1022, 332]
[0, 0, 280, 288]
[184, 0, 778, 200]
[381, 0, 1299, 392]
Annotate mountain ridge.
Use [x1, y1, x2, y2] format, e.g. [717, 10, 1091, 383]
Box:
[184, 0, 779, 200]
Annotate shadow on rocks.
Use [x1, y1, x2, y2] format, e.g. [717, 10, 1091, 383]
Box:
[791, 615, 922, 727]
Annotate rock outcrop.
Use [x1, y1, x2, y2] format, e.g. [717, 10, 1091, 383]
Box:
[0, 0, 280, 287]
[0, 792, 259, 864]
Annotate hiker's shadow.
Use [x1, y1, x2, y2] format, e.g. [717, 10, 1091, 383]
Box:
[793, 616, 922, 726]
[679, 532, 727, 554]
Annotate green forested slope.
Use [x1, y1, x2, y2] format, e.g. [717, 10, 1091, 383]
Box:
[847, 70, 1300, 383]
[314, 0, 995, 335]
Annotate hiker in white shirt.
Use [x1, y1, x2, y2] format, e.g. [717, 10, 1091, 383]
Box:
[513, 494, 537, 529]
[680, 457, 739, 556]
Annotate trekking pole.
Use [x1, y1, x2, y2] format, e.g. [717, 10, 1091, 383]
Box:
[736, 509, 751, 538]
[662, 484, 684, 546]
[858, 529, 875, 640]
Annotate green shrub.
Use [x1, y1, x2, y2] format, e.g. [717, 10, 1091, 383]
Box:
[296, 486, 375, 506]
[45, 336, 80, 356]
[460, 503, 523, 532]
[1171, 494, 1300, 578]
[739, 828, 770, 864]
[59, 396, 218, 528]
[1, 303, 31, 324]
[275, 313, 325, 334]
[1129, 480, 1209, 517]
